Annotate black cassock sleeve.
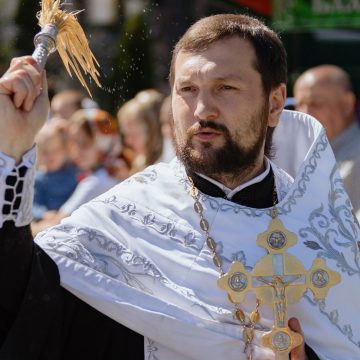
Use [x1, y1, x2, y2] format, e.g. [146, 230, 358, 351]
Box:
[0, 221, 144, 360]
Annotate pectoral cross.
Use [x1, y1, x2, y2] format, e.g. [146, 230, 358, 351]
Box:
[217, 217, 341, 359]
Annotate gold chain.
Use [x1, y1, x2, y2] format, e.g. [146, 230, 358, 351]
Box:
[189, 176, 262, 359]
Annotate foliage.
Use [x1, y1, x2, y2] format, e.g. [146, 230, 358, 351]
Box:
[103, 10, 154, 113]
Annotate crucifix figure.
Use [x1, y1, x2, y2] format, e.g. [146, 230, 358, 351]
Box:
[217, 217, 341, 359]
[257, 274, 301, 327]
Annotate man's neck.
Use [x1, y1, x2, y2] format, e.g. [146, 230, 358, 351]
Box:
[206, 155, 266, 190]
[330, 118, 357, 145]
[197, 157, 270, 197]
[188, 157, 275, 208]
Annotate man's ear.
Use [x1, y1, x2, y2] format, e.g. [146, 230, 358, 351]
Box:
[342, 90, 356, 119]
[268, 83, 286, 128]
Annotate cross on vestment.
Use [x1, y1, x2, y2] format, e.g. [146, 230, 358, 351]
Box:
[217, 217, 341, 360]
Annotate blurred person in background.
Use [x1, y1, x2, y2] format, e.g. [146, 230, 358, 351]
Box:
[50, 89, 86, 120]
[117, 89, 164, 173]
[294, 65, 360, 219]
[32, 108, 130, 235]
[33, 122, 78, 222]
[158, 95, 176, 163]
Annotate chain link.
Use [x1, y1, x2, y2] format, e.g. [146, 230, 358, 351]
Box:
[188, 176, 262, 359]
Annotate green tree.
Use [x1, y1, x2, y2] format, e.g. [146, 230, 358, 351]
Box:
[105, 10, 154, 112]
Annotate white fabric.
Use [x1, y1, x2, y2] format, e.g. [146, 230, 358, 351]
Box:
[0, 146, 36, 227]
[273, 110, 322, 178]
[32, 110, 360, 360]
[60, 168, 118, 215]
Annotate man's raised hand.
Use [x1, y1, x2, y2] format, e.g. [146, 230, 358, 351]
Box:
[0, 56, 49, 163]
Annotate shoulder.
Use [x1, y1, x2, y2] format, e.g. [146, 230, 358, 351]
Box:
[34, 169, 50, 186]
[62, 162, 78, 175]
[79, 169, 116, 187]
[110, 159, 182, 196]
[35, 169, 46, 181]
[88, 159, 189, 218]
[270, 161, 294, 202]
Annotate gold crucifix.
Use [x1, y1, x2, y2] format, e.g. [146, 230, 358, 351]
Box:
[218, 217, 341, 359]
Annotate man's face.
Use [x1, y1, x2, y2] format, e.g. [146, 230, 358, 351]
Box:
[120, 115, 147, 156]
[171, 37, 271, 180]
[68, 126, 99, 172]
[294, 74, 349, 141]
[38, 135, 67, 172]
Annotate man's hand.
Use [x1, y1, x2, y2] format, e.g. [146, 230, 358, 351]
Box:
[289, 317, 308, 360]
[0, 56, 49, 163]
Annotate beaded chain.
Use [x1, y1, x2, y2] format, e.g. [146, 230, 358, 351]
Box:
[189, 177, 262, 359]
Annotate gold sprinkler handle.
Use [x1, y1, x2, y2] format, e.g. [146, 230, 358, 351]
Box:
[32, 24, 58, 70]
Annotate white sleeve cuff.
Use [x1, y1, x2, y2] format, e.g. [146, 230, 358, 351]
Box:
[0, 146, 36, 227]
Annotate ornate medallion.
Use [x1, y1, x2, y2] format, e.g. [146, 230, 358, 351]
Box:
[311, 269, 329, 288]
[228, 272, 248, 292]
[267, 230, 287, 250]
[272, 331, 291, 351]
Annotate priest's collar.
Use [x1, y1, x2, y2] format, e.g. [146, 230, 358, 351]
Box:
[186, 158, 275, 208]
[196, 158, 270, 199]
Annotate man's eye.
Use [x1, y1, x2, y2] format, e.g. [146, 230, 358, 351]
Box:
[220, 85, 234, 90]
[180, 86, 194, 92]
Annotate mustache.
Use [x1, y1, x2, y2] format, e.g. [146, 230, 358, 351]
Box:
[189, 120, 229, 135]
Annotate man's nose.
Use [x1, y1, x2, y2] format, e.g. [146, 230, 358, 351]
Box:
[194, 91, 219, 121]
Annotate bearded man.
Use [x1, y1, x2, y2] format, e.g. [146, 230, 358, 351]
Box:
[0, 14, 359, 360]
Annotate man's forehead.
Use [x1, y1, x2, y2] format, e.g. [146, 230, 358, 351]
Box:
[298, 71, 343, 90]
[174, 40, 257, 79]
[301, 72, 316, 85]
[178, 37, 254, 57]
[176, 55, 221, 77]
[297, 74, 342, 96]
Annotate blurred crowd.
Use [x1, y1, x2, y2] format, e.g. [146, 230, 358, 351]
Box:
[32, 63, 360, 236]
[31, 87, 176, 235]
[293, 65, 360, 222]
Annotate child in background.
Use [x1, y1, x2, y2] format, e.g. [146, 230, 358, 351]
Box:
[61, 108, 124, 215]
[33, 122, 78, 221]
[32, 108, 130, 235]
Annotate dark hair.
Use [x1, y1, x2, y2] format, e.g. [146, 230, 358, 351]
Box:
[169, 14, 287, 97]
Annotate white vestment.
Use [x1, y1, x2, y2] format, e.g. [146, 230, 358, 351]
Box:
[35, 110, 360, 360]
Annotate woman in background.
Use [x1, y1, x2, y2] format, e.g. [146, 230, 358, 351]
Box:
[117, 89, 165, 173]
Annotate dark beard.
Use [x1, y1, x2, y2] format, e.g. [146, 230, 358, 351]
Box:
[174, 106, 269, 180]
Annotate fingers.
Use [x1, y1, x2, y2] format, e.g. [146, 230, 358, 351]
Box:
[13, 69, 37, 110]
[41, 69, 48, 95]
[0, 56, 43, 111]
[34, 70, 50, 108]
[289, 317, 303, 333]
[289, 317, 308, 360]
[9, 56, 40, 71]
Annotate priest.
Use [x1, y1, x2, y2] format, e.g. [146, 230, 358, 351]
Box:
[1, 13, 359, 360]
